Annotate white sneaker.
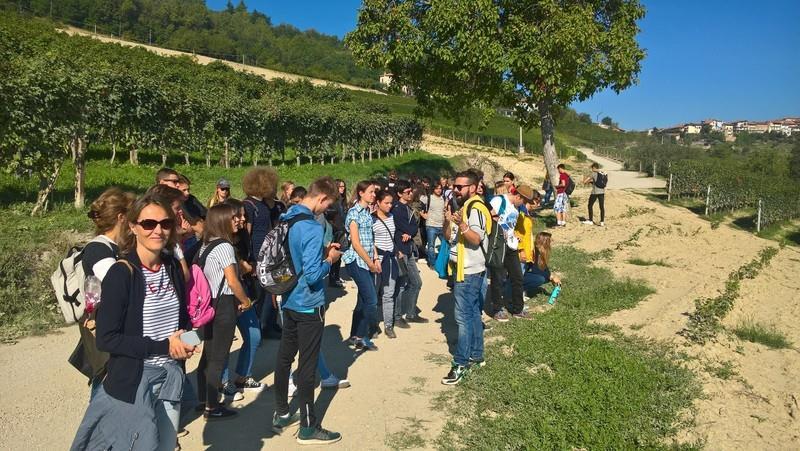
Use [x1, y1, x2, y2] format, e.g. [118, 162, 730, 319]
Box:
[288, 377, 298, 398]
[581, 220, 594, 225]
[321, 375, 351, 389]
[598, 221, 605, 227]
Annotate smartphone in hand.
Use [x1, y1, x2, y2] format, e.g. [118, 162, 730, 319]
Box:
[180, 330, 201, 347]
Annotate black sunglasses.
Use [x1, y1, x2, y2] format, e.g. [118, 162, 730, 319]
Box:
[136, 218, 175, 231]
[219, 187, 230, 191]
[452, 184, 469, 191]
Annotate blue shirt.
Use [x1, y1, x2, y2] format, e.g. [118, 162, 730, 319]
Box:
[342, 204, 374, 270]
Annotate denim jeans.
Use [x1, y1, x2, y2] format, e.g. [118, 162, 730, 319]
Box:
[397, 256, 423, 318]
[453, 272, 485, 366]
[523, 272, 548, 297]
[221, 307, 261, 383]
[425, 226, 444, 266]
[348, 262, 378, 339]
[151, 380, 180, 451]
[374, 253, 399, 328]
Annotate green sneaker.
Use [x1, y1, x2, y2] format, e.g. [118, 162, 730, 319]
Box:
[441, 364, 468, 385]
[272, 412, 300, 434]
[296, 426, 342, 445]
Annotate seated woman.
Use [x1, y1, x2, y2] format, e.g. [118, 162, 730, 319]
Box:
[523, 232, 561, 297]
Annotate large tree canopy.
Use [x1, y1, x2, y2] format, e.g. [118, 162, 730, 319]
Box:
[346, 0, 646, 184]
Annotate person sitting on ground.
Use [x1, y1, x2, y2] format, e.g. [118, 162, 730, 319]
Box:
[581, 162, 606, 227]
[71, 193, 196, 451]
[522, 232, 561, 296]
[554, 164, 571, 227]
[207, 178, 231, 208]
[272, 176, 343, 444]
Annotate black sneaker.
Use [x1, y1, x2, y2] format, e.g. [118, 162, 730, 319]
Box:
[395, 318, 411, 329]
[369, 324, 382, 338]
[272, 412, 300, 434]
[385, 326, 397, 339]
[194, 403, 206, 413]
[405, 315, 430, 324]
[296, 426, 342, 445]
[219, 382, 244, 401]
[203, 406, 237, 421]
[235, 376, 264, 392]
[355, 339, 378, 351]
[441, 364, 468, 385]
[468, 358, 486, 369]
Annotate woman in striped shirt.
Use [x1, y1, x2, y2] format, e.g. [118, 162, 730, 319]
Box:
[72, 193, 195, 451]
[372, 190, 401, 339]
[195, 203, 253, 420]
[343, 180, 381, 351]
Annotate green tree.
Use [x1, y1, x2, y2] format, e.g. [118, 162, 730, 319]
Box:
[578, 112, 592, 124]
[790, 140, 800, 181]
[601, 116, 614, 127]
[346, 0, 646, 185]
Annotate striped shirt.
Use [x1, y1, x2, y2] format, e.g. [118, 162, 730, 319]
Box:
[199, 240, 238, 297]
[342, 204, 375, 270]
[141, 264, 180, 366]
[372, 214, 396, 253]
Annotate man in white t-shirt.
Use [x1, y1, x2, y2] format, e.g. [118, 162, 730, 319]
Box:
[487, 186, 529, 322]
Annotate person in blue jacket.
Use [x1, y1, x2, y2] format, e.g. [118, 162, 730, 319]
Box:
[272, 176, 344, 445]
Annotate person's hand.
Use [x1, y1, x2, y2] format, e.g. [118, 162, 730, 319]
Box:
[450, 210, 463, 225]
[370, 259, 382, 273]
[168, 330, 196, 360]
[398, 251, 405, 259]
[401, 233, 411, 243]
[325, 243, 342, 264]
[551, 275, 561, 285]
[272, 294, 278, 309]
[240, 260, 253, 275]
[420, 211, 428, 219]
[519, 251, 527, 262]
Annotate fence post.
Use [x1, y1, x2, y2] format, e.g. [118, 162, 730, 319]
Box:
[667, 173, 673, 201]
[757, 198, 762, 233]
[704, 185, 711, 216]
[639, 161, 642, 173]
[652, 161, 657, 177]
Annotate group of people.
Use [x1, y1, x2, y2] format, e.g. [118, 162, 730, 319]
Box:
[67, 161, 600, 450]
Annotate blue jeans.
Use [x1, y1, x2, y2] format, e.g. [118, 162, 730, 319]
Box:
[348, 262, 378, 339]
[543, 186, 554, 205]
[397, 256, 423, 319]
[453, 272, 485, 366]
[523, 272, 548, 297]
[425, 226, 444, 266]
[222, 307, 261, 382]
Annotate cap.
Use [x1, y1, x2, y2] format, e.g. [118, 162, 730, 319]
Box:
[217, 178, 231, 189]
[516, 184, 535, 201]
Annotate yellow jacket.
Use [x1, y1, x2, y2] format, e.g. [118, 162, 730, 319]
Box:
[450, 195, 492, 282]
[515, 214, 535, 263]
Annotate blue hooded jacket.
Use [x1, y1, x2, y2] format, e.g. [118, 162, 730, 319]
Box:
[282, 204, 331, 312]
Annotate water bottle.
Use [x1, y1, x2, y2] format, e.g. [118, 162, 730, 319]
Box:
[548, 285, 561, 305]
[84, 275, 102, 314]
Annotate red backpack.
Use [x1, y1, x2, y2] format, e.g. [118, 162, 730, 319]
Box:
[186, 239, 226, 328]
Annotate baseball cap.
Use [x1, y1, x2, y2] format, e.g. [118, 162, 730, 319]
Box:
[217, 178, 231, 189]
[516, 184, 535, 201]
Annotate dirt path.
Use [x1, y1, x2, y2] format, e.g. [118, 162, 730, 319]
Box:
[1, 140, 798, 450]
[578, 147, 666, 190]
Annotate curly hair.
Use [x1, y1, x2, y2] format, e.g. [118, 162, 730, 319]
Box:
[242, 167, 278, 199]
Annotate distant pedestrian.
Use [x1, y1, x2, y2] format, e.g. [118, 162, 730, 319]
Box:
[582, 163, 606, 226]
[207, 178, 231, 208]
[554, 164, 571, 227]
[421, 183, 446, 267]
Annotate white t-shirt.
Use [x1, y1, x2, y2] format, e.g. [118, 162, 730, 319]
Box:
[449, 203, 489, 275]
[490, 194, 520, 250]
[199, 240, 238, 297]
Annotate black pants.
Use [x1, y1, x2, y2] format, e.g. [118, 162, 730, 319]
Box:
[249, 278, 281, 336]
[489, 248, 524, 315]
[588, 193, 605, 222]
[274, 307, 325, 428]
[197, 294, 238, 409]
[329, 260, 341, 283]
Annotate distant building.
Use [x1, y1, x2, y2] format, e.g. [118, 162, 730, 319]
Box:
[379, 72, 413, 96]
[683, 124, 702, 134]
[701, 119, 725, 132]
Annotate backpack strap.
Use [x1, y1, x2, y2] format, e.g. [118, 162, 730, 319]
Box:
[374, 215, 398, 251]
[243, 198, 259, 219]
[196, 239, 229, 299]
[284, 213, 315, 227]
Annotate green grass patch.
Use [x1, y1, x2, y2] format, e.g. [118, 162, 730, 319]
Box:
[680, 247, 779, 344]
[385, 417, 429, 450]
[703, 360, 738, 380]
[731, 317, 792, 349]
[436, 246, 700, 450]
[0, 151, 455, 342]
[628, 258, 672, 267]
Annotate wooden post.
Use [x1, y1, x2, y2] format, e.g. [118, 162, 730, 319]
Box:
[705, 185, 711, 215]
[668, 173, 673, 201]
[652, 161, 657, 177]
[639, 161, 642, 173]
[757, 198, 762, 233]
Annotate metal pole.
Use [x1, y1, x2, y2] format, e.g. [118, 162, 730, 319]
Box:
[149, 28, 152, 45]
[653, 161, 656, 177]
[518, 126, 524, 154]
[668, 173, 673, 201]
[757, 199, 762, 233]
[705, 185, 711, 216]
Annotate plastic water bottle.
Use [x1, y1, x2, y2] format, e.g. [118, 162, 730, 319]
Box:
[84, 275, 102, 314]
[548, 285, 561, 305]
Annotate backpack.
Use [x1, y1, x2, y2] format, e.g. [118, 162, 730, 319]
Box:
[187, 239, 227, 328]
[595, 172, 608, 189]
[466, 197, 505, 269]
[256, 213, 315, 295]
[565, 176, 576, 195]
[50, 236, 114, 325]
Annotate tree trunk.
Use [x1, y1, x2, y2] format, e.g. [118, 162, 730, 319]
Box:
[74, 136, 86, 209]
[32, 160, 63, 216]
[110, 140, 117, 165]
[296, 155, 301, 166]
[161, 147, 167, 166]
[70, 137, 77, 162]
[238, 152, 243, 168]
[184, 151, 190, 165]
[129, 145, 138, 165]
[538, 98, 561, 187]
[330, 156, 334, 165]
[205, 150, 211, 168]
[369, 148, 373, 161]
[223, 138, 230, 169]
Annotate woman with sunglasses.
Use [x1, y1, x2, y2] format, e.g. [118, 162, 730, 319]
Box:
[72, 193, 196, 451]
[207, 178, 231, 208]
[195, 204, 253, 420]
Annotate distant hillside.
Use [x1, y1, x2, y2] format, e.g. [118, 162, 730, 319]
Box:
[1, 0, 381, 89]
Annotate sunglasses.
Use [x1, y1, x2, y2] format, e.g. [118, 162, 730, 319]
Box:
[219, 187, 230, 191]
[452, 184, 469, 191]
[136, 218, 175, 231]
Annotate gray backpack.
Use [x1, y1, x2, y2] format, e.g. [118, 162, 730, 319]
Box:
[256, 214, 314, 295]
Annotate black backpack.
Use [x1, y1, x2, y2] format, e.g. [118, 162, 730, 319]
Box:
[565, 176, 576, 195]
[594, 172, 608, 189]
[255, 213, 314, 295]
[466, 197, 506, 269]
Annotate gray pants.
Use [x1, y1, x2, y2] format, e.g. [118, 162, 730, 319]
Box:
[375, 253, 399, 328]
[398, 256, 423, 318]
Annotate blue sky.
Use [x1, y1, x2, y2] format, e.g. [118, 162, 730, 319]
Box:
[208, 0, 800, 131]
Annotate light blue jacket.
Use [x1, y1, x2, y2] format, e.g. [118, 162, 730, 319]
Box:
[282, 204, 331, 312]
